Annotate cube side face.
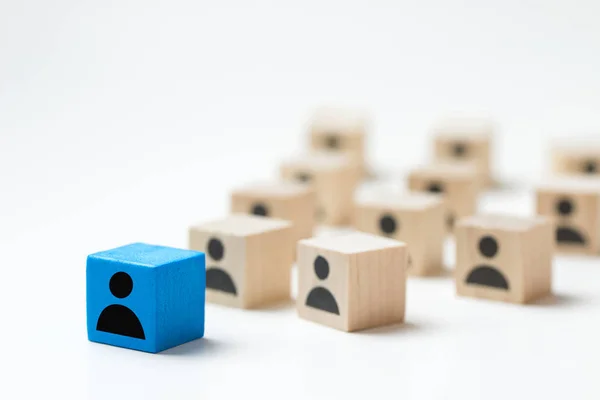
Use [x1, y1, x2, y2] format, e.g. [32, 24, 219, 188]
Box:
[455, 225, 525, 303]
[347, 246, 407, 331]
[522, 223, 553, 303]
[434, 137, 490, 172]
[353, 204, 440, 276]
[297, 243, 350, 331]
[189, 228, 246, 308]
[86, 256, 158, 353]
[155, 253, 206, 352]
[536, 190, 599, 254]
[244, 227, 294, 308]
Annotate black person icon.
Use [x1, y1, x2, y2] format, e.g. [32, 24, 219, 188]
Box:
[96, 272, 145, 339]
[554, 197, 586, 245]
[205, 238, 237, 295]
[305, 256, 339, 315]
[456, 214, 553, 304]
[465, 235, 509, 290]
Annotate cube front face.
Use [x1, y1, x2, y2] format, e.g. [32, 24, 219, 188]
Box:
[297, 244, 350, 331]
[408, 174, 477, 232]
[86, 243, 205, 353]
[297, 235, 407, 332]
[553, 152, 600, 176]
[456, 226, 526, 303]
[434, 138, 490, 184]
[310, 132, 365, 163]
[231, 192, 315, 240]
[353, 205, 443, 276]
[189, 229, 247, 308]
[537, 191, 599, 254]
[281, 166, 352, 225]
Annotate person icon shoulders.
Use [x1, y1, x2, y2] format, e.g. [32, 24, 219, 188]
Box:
[96, 271, 145, 340]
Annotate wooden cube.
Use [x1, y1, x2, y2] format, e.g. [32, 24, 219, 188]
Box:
[455, 214, 553, 304]
[309, 107, 368, 175]
[536, 177, 600, 255]
[188, 214, 294, 309]
[230, 181, 316, 248]
[551, 143, 600, 176]
[432, 118, 494, 187]
[297, 232, 407, 332]
[280, 152, 358, 226]
[353, 191, 445, 276]
[408, 163, 479, 232]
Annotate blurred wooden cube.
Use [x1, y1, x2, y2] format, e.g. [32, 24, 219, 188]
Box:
[551, 143, 600, 176]
[433, 118, 494, 188]
[280, 152, 358, 226]
[353, 191, 445, 276]
[231, 181, 316, 248]
[408, 162, 479, 233]
[536, 176, 600, 255]
[309, 107, 368, 177]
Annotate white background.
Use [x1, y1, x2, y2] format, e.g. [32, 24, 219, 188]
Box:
[2, 1, 600, 399]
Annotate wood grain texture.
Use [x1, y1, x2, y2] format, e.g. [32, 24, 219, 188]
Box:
[231, 181, 316, 249]
[536, 177, 600, 255]
[408, 163, 479, 233]
[297, 232, 407, 332]
[353, 192, 445, 276]
[189, 214, 294, 309]
[280, 152, 358, 226]
[455, 214, 553, 304]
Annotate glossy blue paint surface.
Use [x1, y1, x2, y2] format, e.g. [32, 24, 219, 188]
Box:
[87, 243, 205, 353]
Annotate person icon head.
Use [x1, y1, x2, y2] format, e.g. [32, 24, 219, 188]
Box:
[305, 256, 339, 315]
[96, 271, 145, 339]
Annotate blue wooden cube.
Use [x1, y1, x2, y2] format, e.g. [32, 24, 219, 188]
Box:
[87, 242, 205, 353]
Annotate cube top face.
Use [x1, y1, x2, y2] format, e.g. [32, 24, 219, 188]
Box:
[300, 231, 405, 255]
[87, 243, 205, 353]
[232, 181, 314, 199]
[355, 191, 443, 212]
[455, 215, 552, 303]
[89, 242, 202, 268]
[432, 118, 494, 141]
[536, 180, 600, 253]
[458, 214, 550, 232]
[190, 214, 291, 238]
[297, 232, 406, 331]
[537, 176, 600, 194]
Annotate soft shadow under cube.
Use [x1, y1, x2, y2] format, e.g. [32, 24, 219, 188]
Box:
[408, 162, 479, 232]
[86, 243, 205, 353]
[231, 181, 316, 247]
[455, 215, 553, 304]
[536, 177, 600, 255]
[189, 214, 294, 309]
[280, 152, 358, 226]
[432, 118, 494, 188]
[297, 232, 407, 332]
[309, 107, 368, 176]
[353, 191, 445, 276]
[551, 143, 600, 176]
